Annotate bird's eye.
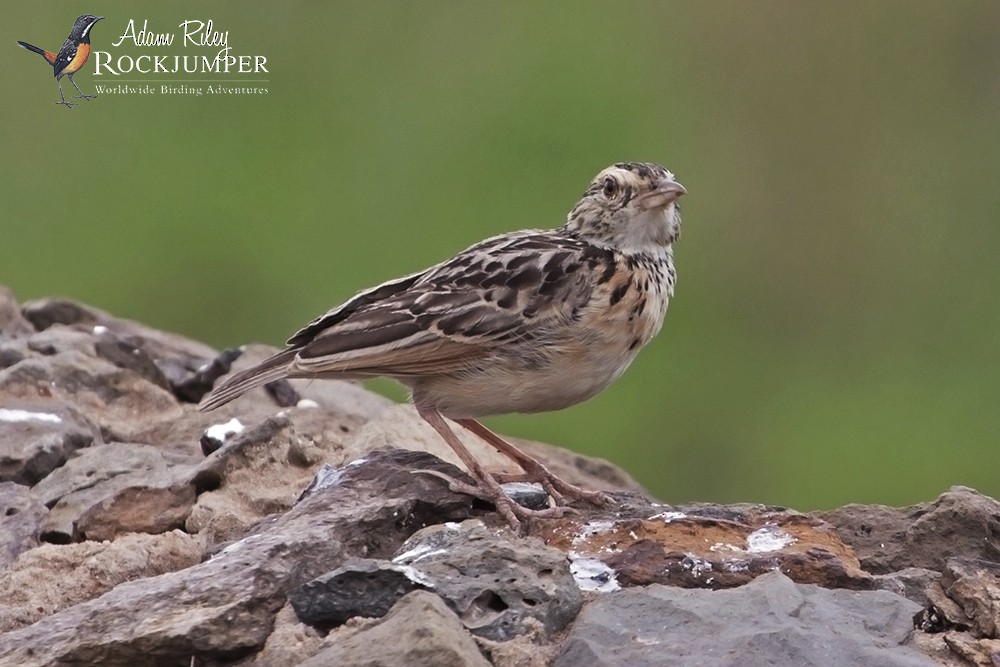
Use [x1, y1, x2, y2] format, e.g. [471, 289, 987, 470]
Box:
[602, 177, 618, 198]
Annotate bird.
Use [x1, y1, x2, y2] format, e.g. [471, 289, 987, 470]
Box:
[200, 162, 686, 531]
[18, 15, 104, 108]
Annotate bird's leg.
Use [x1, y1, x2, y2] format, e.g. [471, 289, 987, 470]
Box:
[414, 404, 568, 532]
[69, 75, 96, 100]
[54, 80, 77, 107]
[456, 418, 613, 507]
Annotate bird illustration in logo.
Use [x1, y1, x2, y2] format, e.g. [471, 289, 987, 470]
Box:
[18, 15, 104, 107]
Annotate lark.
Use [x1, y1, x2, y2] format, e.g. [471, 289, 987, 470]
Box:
[200, 162, 686, 530]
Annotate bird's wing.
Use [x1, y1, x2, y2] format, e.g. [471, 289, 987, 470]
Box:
[289, 231, 613, 378]
[51, 40, 78, 75]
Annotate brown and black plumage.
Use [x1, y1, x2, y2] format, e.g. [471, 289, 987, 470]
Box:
[201, 162, 687, 530]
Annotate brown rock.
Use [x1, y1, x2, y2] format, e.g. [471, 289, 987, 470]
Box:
[231, 604, 323, 666]
[942, 633, 1000, 667]
[0, 530, 203, 633]
[187, 416, 323, 545]
[816, 486, 1000, 574]
[300, 590, 492, 667]
[33, 442, 197, 543]
[534, 501, 872, 591]
[77, 482, 196, 542]
[940, 558, 1000, 639]
[0, 482, 47, 569]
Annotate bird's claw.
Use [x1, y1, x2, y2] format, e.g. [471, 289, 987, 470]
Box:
[411, 468, 573, 534]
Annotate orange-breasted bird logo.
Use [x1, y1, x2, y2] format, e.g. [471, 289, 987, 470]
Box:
[18, 15, 104, 108]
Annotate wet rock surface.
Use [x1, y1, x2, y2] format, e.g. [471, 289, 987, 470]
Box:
[0, 287, 996, 666]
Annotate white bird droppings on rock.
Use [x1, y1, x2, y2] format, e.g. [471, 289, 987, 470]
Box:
[0, 408, 62, 424]
[746, 525, 796, 553]
[205, 418, 244, 443]
[570, 556, 620, 593]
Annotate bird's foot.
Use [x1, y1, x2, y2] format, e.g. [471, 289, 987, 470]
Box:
[414, 468, 571, 534]
[54, 100, 77, 108]
[493, 461, 614, 508]
[73, 94, 97, 100]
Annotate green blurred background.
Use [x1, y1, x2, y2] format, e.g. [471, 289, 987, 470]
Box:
[3, 2, 998, 510]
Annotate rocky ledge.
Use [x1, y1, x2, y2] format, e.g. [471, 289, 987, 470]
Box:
[0, 284, 997, 667]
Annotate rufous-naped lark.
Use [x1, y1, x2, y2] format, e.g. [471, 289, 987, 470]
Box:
[201, 162, 686, 531]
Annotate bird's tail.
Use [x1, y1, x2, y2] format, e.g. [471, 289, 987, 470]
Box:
[17, 41, 57, 64]
[199, 348, 298, 411]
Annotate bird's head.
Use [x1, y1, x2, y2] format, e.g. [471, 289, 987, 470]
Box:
[71, 15, 104, 41]
[563, 162, 686, 253]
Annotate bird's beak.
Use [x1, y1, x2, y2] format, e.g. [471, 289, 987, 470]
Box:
[96, 16, 105, 21]
[638, 179, 687, 211]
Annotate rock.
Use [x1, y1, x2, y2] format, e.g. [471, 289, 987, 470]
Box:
[0, 350, 183, 445]
[938, 633, 1000, 667]
[0, 450, 475, 666]
[21, 297, 219, 400]
[0, 482, 48, 569]
[554, 571, 937, 667]
[390, 519, 583, 641]
[816, 486, 1000, 574]
[0, 286, 33, 338]
[534, 500, 872, 592]
[941, 558, 1000, 638]
[299, 590, 492, 667]
[231, 603, 323, 666]
[343, 404, 520, 477]
[5, 288, 1000, 667]
[0, 400, 95, 486]
[290, 557, 429, 630]
[872, 567, 941, 607]
[0, 530, 203, 633]
[187, 416, 322, 545]
[342, 404, 647, 497]
[32, 443, 197, 543]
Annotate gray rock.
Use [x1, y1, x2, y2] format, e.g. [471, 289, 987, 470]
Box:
[0, 350, 183, 445]
[0, 286, 33, 338]
[21, 296, 219, 400]
[392, 519, 582, 641]
[816, 486, 1000, 574]
[300, 590, 491, 667]
[290, 557, 428, 629]
[0, 401, 95, 486]
[0, 482, 47, 569]
[33, 443, 197, 543]
[555, 571, 937, 667]
[871, 567, 941, 607]
[0, 449, 475, 666]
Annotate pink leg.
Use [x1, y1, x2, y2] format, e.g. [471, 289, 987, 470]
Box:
[456, 418, 612, 507]
[414, 404, 569, 531]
